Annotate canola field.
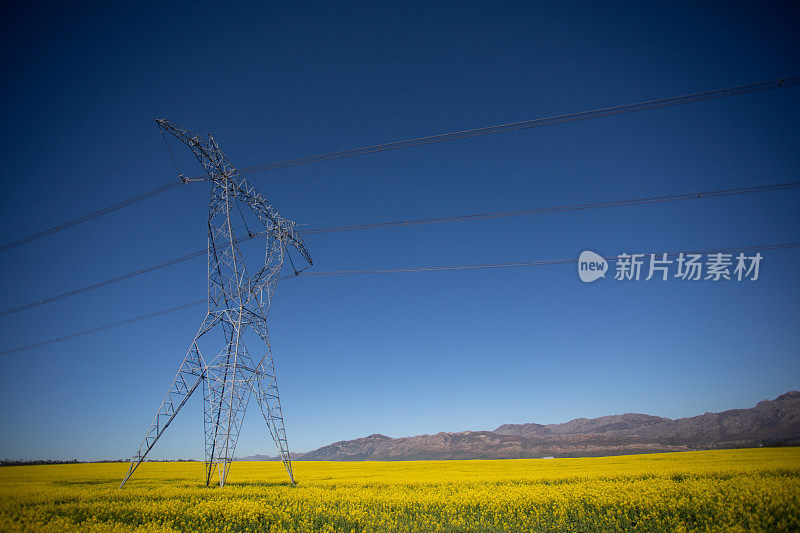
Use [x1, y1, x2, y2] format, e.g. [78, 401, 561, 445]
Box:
[0, 448, 799, 532]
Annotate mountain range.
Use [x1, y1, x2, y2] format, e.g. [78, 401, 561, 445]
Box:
[238, 391, 800, 461]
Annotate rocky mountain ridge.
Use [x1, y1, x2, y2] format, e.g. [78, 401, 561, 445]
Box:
[239, 391, 800, 461]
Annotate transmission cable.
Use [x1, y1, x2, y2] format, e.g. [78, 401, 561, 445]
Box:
[255, 16, 752, 125]
[0, 181, 182, 253]
[302, 242, 800, 277]
[0, 179, 797, 318]
[302, 180, 800, 235]
[4, 154, 158, 216]
[5, 14, 752, 219]
[1, 241, 797, 357]
[238, 77, 800, 174]
[1, 76, 796, 254]
[160, 126, 185, 180]
[0, 299, 206, 357]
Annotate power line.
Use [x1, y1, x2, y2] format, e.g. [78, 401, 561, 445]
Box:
[9, 15, 749, 218]
[238, 77, 800, 174]
[4, 154, 158, 215]
[1, 76, 797, 254]
[9, 16, 748, 219]
[0, 181, 182, 253]
[2, 241, 797, 357]
[302, 180, 800, 235]
[0, 248, 208, 317]
[302, 242, 800, 277]
[0, 179, 797, 318]
[0, 300, 206, 357]
[255, 17, 752, 125]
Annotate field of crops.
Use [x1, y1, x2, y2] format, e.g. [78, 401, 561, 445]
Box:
[1, 448, 798, 532]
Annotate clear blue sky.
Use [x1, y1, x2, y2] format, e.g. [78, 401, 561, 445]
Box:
[0, 1, 798, 461]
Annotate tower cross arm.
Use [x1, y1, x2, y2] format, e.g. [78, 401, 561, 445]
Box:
[236, 183, 313, 267]
[156, 119, 231, 179]
[157, 118, 313, 268]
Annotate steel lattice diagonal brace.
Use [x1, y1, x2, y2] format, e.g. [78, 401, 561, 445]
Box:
[251, 343, 295, 485]
[119, 327, 208, 488]
[202, 327, 258, 487]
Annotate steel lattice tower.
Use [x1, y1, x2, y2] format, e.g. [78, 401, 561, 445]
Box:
[120, 119, 312, 488]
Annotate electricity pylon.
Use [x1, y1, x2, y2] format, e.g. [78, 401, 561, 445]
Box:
[120, 119, 312, 488]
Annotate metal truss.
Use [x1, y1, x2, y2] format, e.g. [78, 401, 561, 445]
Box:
[120, 120, 311, 488]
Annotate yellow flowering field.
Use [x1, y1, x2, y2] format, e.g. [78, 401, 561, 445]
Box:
[1, 448, 798, 532]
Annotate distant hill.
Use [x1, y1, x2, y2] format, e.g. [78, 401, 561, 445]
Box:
[238, 391, 800, 461]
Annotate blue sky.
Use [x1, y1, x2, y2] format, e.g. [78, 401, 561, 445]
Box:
[0, 1, 798, 461]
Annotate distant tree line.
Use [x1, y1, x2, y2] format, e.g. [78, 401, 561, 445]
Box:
[1, 458, 198, 466]
[1, 459, 81, 466]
